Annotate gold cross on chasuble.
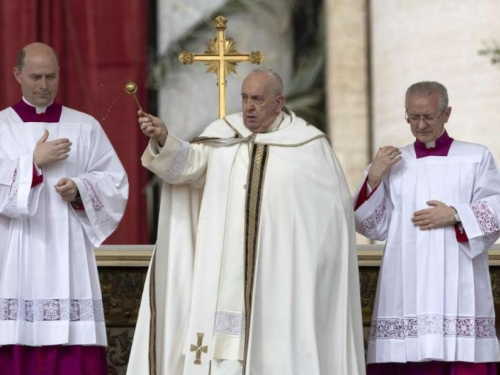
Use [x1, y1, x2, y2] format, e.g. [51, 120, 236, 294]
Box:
[179, 15, 264, 118]
[190, 332, 208, 365]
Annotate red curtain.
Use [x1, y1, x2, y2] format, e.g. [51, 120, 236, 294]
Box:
[0, 0, 150, 244]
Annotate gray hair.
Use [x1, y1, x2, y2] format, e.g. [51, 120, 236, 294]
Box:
[405, 81, 449, 111]
[247, 68, 284, 96]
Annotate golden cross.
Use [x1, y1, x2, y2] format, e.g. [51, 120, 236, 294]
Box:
[190, 332, 208, 365]
[179, 15, 264, 118]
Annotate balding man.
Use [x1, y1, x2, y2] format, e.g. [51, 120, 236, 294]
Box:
[0, 43, 128, 374]
[355, 81, 500, 374]
[126, 69, 366, 375]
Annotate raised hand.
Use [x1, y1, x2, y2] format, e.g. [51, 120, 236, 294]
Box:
[54, 178, 79, 202]
[412, 200, 456, 230]
[34, 130, 71, 167]
[138, 111, 168, 146]
[367, 146, 402, 189]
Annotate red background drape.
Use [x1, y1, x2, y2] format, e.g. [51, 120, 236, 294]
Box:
[0, 0, 150, 244]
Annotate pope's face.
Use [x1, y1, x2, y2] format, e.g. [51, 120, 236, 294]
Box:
[241, 74, 284, 133]
[14, 51, 59, 107]
[406, 92, 451, 144]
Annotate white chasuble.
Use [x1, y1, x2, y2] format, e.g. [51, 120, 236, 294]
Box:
[0, 103, 128, 346]
[355, 141, 500, 364]
[127, 109, 366, 375]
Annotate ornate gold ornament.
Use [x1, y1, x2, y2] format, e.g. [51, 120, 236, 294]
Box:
[179, 51, 194, 65]
[124, 81, 145, 114]
[178, 15, 265, 118]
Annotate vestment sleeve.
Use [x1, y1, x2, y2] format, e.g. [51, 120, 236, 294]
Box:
[454, 149, 500, 258]
[0, 152, 43, 218]
[71, 120, 129, 247]
[141, 133, 210, 188]
[31, 163, 43, 187]
[353, 166, 393, 241]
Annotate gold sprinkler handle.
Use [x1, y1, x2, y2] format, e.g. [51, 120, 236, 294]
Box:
[124, 81, 145, 114]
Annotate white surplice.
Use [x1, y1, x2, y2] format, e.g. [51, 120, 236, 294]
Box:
[355, 140, 500, 364]
[127, 110, 365, 375]
[0, 104, 128, 346]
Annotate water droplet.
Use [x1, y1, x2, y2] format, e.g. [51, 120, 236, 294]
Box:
[101, 93, 125, 122]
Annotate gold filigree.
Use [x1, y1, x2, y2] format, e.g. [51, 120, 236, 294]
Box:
[243, 144, 269, 368]
[202, 38, 241, 76]
[179, 51, 194, 65]
[224, 39, 239, 75]
[250, 51, 264, 65]
[214, 15, 227, 29]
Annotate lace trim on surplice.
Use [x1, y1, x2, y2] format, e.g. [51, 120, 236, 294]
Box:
[359, 200, 386, 233]
[80, 177, 115, 237]
[4, 160, 20, 215]
[470, 201, 500, 249]
[165, 140, 190, 180]
[0, 298, 105, 322]
[215, 311, 245, 336]
[370, 315, 496, 340]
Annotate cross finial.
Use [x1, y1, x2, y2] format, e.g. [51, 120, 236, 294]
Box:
[214, 15, 227, 29]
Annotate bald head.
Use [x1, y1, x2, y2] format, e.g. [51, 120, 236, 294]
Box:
[14, 43, 60, 107]
[16, 43, 59, 71]
[241, 69, 286, 133]
[245, 69, 284, 96]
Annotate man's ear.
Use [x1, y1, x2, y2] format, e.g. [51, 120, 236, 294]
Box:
[13, 67, 21, 84]
[444, 106, 452, 123]
[276, 96, 286, 113]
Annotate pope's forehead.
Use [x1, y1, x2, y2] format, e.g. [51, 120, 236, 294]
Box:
[242, 74, 271, 92]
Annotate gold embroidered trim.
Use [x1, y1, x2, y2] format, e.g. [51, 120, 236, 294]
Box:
[148, 250, 157, 375]
[223, 117, 244, 138]
[222, 117, 327, 147]
[243, 143, 270, 372]
[254, 134, 327, 147]
[190, 136, 222, 144]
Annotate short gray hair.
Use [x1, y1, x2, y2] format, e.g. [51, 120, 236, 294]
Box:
[247, 69, 284, 96]
[405, 81, 449, 111]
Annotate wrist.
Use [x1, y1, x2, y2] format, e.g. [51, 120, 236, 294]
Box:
[450, 206, 461, 224]
[367, 176, 381, 190]
[158, 132, 168, 147]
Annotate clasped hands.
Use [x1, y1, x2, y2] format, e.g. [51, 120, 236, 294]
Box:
[138, 111, 168, 147]
[368, 145, 456, 230]
[33, 130, 79, 202]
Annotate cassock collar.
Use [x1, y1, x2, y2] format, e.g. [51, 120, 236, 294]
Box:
[414, 130, 454, 158]
[227, 108, 293, 139]
[266, 112, 284, 133]
[219, 108, 325, 146]
[12, 98, 62, 123]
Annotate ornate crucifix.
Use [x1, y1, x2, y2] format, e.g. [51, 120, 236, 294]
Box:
[179, 15, 264, 118]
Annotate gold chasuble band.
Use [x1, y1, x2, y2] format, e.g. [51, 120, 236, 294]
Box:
[244, 143, 270, 371]
[149, 251, 157, 375]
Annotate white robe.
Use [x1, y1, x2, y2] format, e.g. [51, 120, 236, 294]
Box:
[127, 110, 365, 375]
[354, 140, 500, 364]
[0, 105, 128, 346]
